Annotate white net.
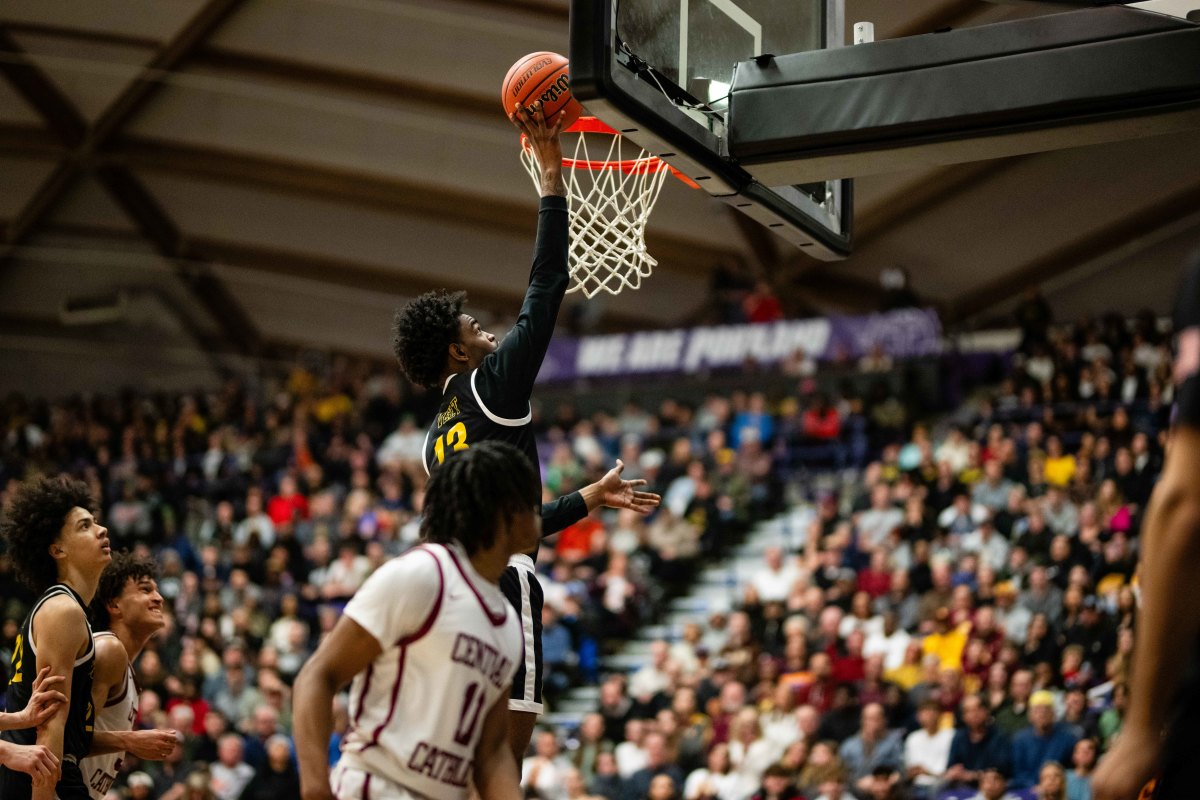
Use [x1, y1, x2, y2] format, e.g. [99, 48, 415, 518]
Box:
[521, 124, 672, 298]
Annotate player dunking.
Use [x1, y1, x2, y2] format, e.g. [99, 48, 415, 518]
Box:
[0, 476, 112, 800]
[81, 553, 177, 799]
[1094, 252, 1200, 800]
[294, 441, 541, 800]
[391, 99, 660, 761]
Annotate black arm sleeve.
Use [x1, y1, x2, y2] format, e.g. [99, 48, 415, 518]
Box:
[541, 491, 587, 538]
[473, 196, 570, 418]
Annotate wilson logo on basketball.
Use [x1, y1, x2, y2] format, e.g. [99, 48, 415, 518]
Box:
[510, 57, 554, 98]
[540, 74, 571, 104]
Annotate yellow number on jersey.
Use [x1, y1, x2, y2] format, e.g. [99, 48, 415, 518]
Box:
[9, 633, 22, 684]
[433, 422, 470, 464]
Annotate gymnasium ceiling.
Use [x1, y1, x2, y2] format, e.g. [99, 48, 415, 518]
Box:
[1, 0, 1198, 364]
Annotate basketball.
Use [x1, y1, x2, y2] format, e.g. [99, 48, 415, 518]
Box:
[501, 51, 583, 129]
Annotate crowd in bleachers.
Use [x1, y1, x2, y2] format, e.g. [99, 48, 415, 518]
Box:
[0, 303, 1175, 800]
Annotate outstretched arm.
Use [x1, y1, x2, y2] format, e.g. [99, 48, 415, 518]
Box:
[541, 461, 662, 538]
[473, 101, 569, 417]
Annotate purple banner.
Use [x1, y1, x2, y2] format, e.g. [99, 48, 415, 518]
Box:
[536, 308, 941, 383]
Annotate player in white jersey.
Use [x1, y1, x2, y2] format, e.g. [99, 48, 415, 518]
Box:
[82, 553, 177, 799]
[295, 441, 538, 800]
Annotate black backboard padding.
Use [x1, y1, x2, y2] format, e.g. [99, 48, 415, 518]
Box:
[729, 7, 1200, 162]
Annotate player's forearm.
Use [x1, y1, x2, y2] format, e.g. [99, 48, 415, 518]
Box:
[89, 730, 134, 756]
[538, 162, 566, 198]
[1124, 457, 1200, 735]
[0, 711, 27, 732]
[31, 717, 64, 799]
[292, 663, 339, 794]
[542, 492, 587, 537]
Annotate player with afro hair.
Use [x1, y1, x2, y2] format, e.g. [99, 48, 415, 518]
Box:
[391, 289, 468, 390]
[1, 475, 97, 595]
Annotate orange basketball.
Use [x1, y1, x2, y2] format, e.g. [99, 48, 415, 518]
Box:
[501, 51, 583, 129]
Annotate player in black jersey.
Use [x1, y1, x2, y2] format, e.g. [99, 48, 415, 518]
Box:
[0, 475, 112, 800]
[1094, 252, 1200, 800]
[392, 100, 659, 762]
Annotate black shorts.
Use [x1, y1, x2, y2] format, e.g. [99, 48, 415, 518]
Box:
[0, 758, 89, 800]
[499, 555, 543, 714]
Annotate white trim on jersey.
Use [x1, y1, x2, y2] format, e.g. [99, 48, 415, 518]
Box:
[469, 370, 532, 427]
[510, 567, 540, 714]
[421, 428, 432, 477]
[442, 374, 455, 394]
[26, 584, 94, 667]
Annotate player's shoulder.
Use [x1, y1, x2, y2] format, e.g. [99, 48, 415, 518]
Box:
[35, 590, 86, 620]
[368, 544, 446, 590]
[92, 633, 130, 682]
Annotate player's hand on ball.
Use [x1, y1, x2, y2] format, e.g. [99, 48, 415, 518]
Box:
[510, 100, 565, 195]
[599, 459, 661, 514]
[21, 667, 67, 728]
[128, 729, 180, 760]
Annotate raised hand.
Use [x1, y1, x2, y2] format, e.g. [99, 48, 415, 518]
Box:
[509, 100, 566, 197]
[598, 460, 661, 514]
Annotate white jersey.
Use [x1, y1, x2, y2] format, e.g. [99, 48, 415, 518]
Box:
[81, 632, 138, 800]
[338, 542, 521, 800]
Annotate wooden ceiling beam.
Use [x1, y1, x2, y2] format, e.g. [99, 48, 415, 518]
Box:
[21, 221, 659, 332]
[0, 3, 262, 354]
[99, 136, 739, 276]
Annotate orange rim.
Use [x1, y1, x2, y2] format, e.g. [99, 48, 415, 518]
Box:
[521, 117, 700, 188]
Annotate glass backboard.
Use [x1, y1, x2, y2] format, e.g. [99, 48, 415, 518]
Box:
[570, 0, 852, 259]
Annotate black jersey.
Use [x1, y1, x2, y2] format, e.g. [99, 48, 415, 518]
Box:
[423, 195, 586, 554]
[0, 584, 96, 800]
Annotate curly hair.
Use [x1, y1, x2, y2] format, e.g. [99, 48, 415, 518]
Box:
[91, 550, 158, 631]
[421, 441, 539, 556]
[1, 475, 96, 594]
[392, 290, 466, 388]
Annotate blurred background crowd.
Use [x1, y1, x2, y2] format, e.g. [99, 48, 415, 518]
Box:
[0, 300, 1174, 800]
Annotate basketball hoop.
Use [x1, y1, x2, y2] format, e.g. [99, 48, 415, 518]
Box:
[520, 117, 697, 299]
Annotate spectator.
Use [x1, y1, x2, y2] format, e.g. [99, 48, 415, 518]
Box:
[748, 762, 806, 800]
[625, 733, 685, 800]
[1065, 738, 1096, 800]
[855, 486, 904, 551]
[209, 733, 255, 800]
[1011, 692, 1078, 789]
[945, 695, 1012, 789]
[524, 729, 574, 800]
[238, 734, 300, 800]
[1035, 761, 1067, 800]
[572, 713, 608, 782]
[748, 547, 802, 605]
[904, 699, 954, 794]
[970, 765, 1021, 800]
[837, 703, 903, 789]
[683, 743, 737, 800]
[973, 460, 1015, 512]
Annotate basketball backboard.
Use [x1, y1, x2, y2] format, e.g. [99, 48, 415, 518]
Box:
[570, 0, 853, 260]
